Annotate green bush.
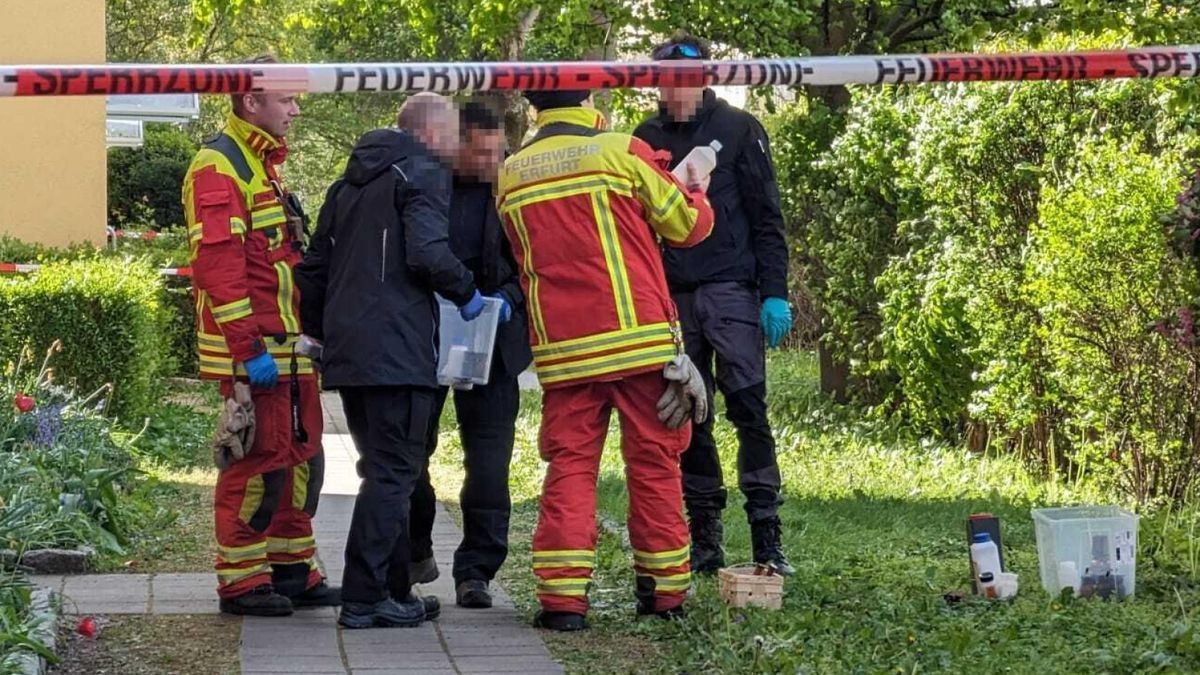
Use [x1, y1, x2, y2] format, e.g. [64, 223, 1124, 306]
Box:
[0, 259, 171, 421]
[107, 123, 197, 229]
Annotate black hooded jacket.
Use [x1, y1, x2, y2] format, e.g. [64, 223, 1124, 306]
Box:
[296, 128, 477, 389]
[634, 89, 789, 300]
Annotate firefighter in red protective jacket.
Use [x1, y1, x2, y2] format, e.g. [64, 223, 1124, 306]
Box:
[496, 90, 714, 631]
[183, 54, 339, 617]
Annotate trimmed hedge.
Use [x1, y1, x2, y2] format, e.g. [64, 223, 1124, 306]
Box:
[0, 258, 171, 421]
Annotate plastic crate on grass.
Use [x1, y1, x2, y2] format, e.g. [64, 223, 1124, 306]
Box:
[1032, 506, 1139, 600]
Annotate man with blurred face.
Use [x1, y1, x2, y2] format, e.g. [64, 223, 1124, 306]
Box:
[185, 53, 340, 617]
[407, 101, 532, 610]
[296, 92, 485, 629]
[635, 33, 796, 577]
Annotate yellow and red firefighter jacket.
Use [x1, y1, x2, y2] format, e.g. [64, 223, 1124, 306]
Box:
[496, 107, 714, 388]
[182, 113, 313, 380]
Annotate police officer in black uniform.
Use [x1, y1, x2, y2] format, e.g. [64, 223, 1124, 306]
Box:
[407, 101, 533, 608]
[634, 33, 795, 576]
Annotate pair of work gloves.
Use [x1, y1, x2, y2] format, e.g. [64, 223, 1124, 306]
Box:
[213, 382, 255, 471]
[459, 291, 513, 323]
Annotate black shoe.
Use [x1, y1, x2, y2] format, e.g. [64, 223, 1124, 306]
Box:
[637, 603, 686, 621]
[339, 596, 426, 629]
[533, 610, 588, 632]
[290, 581, 342, 608]
[408, 556, 440, 585]
[397, 592, 441, 621]
[689, 511, 726, 574]
[219, 585, 293, 617]
[456, 580, 493, 609]
[751, 516, 795, 577]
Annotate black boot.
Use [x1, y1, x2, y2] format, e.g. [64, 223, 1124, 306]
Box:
[399, 592, 441, 621]
[456, 580, 493, 609]
[636, 602, 686, 621]
[219, 585, 293, 617]
[408, 556, 440, 585]
[751, 517, 795, 577]
[339, 595, 426, 629]
[689, 511, 726, 574]
[290, 580, 342, 608]
[533, 610, 588, 632]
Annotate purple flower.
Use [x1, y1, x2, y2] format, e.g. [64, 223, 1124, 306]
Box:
[33, 404, 64, 448]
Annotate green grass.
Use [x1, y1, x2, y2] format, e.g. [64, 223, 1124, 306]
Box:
[427, 351, 1200, 674]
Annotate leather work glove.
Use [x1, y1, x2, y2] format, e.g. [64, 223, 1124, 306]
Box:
[213, 382, 256, 471]
[243, 352, 279, 389]
[760, 297, 793, 349]
[460, 290, 487, 321]
[489, 294, 512, 324]
[657, 354, 709, 429]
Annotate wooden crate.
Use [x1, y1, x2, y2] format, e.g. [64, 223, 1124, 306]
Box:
[718, 564, 784, 610]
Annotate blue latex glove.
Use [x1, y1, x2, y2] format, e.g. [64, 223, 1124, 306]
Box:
[460, 290, 486, 321]
[490, 294, 512, 324]
[243, 352, 279, 388]
[760, 297, 793, 349]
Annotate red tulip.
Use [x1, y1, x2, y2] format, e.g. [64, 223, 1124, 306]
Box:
[13, 393, 35, 413]
[76, 616, 97, 639]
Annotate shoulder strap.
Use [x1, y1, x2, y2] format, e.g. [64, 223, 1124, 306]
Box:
[204, 133, 255, 184]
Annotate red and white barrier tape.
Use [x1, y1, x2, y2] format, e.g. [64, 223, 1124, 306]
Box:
[0, 262, 191, 277]
[3, 46, 1200, 97]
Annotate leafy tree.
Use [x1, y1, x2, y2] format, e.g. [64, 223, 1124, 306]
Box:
[107, 123, 197, 228]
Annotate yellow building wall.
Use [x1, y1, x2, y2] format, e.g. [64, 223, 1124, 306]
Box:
[0, 1, 106, 248]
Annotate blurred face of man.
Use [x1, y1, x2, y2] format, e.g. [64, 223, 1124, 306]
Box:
[658, 86, 704, 123]
[417, 109, 461, 161]
[455, 127, 505, 182]
[241, 92, 301, 139]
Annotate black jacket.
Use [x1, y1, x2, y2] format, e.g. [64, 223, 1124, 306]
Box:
[633, 89, 789, 300]
[296, 129, 477, 389]
[450, 179, 533, 378]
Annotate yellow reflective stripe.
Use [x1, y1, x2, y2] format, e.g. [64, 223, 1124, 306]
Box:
[533, 549, 595, 559]
[199, 355, 235, 377]
[231, 217, 247, 237]
[503, 175, 633, 211]
[646, 572, 691, 591]
[198, 332, 228, 351]
[537, 344, 678, 385]
[252, 207, 287, 229]
[532, 323, 673, 361]
[292, 463, 310, 511]
[238, 475, 265, 524]
[217, 542, 268, 563]
[274, 261, 300, 334]
[640, 184, 684, 219]
[536, 577, 591, 597]
[267, 536, 316, 554]
[213, 298, 253, 324]
[634, 546, 689, 570]
[217, 563, 271, 584]
[592, 192, 636, 330]
[533, 560, 595, 570]
[511, 210, 548, 344]
[532, 548, 595, 569]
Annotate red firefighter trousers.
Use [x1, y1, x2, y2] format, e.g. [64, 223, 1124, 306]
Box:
[214, 377, 325, 599]
[533, 370, 692, 615]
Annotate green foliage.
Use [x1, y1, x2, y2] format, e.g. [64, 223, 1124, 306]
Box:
[107, 124, 197, 229]
[0, 259, 171, 421]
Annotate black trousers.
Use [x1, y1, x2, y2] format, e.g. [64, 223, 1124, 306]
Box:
[339, 386, 436, 604]
[674, 283, 783, 523]
[410, 363, 519, 583]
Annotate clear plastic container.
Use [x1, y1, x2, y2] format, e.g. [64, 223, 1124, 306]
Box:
[436, 295, 502, 390]
[1032, 506, 1139, 600]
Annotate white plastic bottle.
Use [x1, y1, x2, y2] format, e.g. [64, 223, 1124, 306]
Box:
[672, 139, 723, 184]
[970, 532, 1002, 593]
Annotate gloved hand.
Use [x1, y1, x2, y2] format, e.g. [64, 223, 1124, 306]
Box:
[213, 382, 256, 470]
[243, 352, 279, 389]
[760, 297, 793, 349]
[657, 354, 709, 429]
[490, 294, 512, 324]
[460, 290, 486, 321]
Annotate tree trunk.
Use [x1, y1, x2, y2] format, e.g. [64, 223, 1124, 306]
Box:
[501, 7, 541, 150]
[818, 340, 849, 403]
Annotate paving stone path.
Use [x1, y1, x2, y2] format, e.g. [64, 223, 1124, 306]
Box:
[34, 392, 564, 675]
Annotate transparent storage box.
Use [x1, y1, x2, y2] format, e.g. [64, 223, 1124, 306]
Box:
[436, 295, 502, 390]
[1032, 506, 1139, 600]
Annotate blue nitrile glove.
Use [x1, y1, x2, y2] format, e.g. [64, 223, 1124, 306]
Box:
[489, 294, 512, 324]
[460, 290, 486, 321]
[760, 297, 793, 349]
[243, 352, 279, 388]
